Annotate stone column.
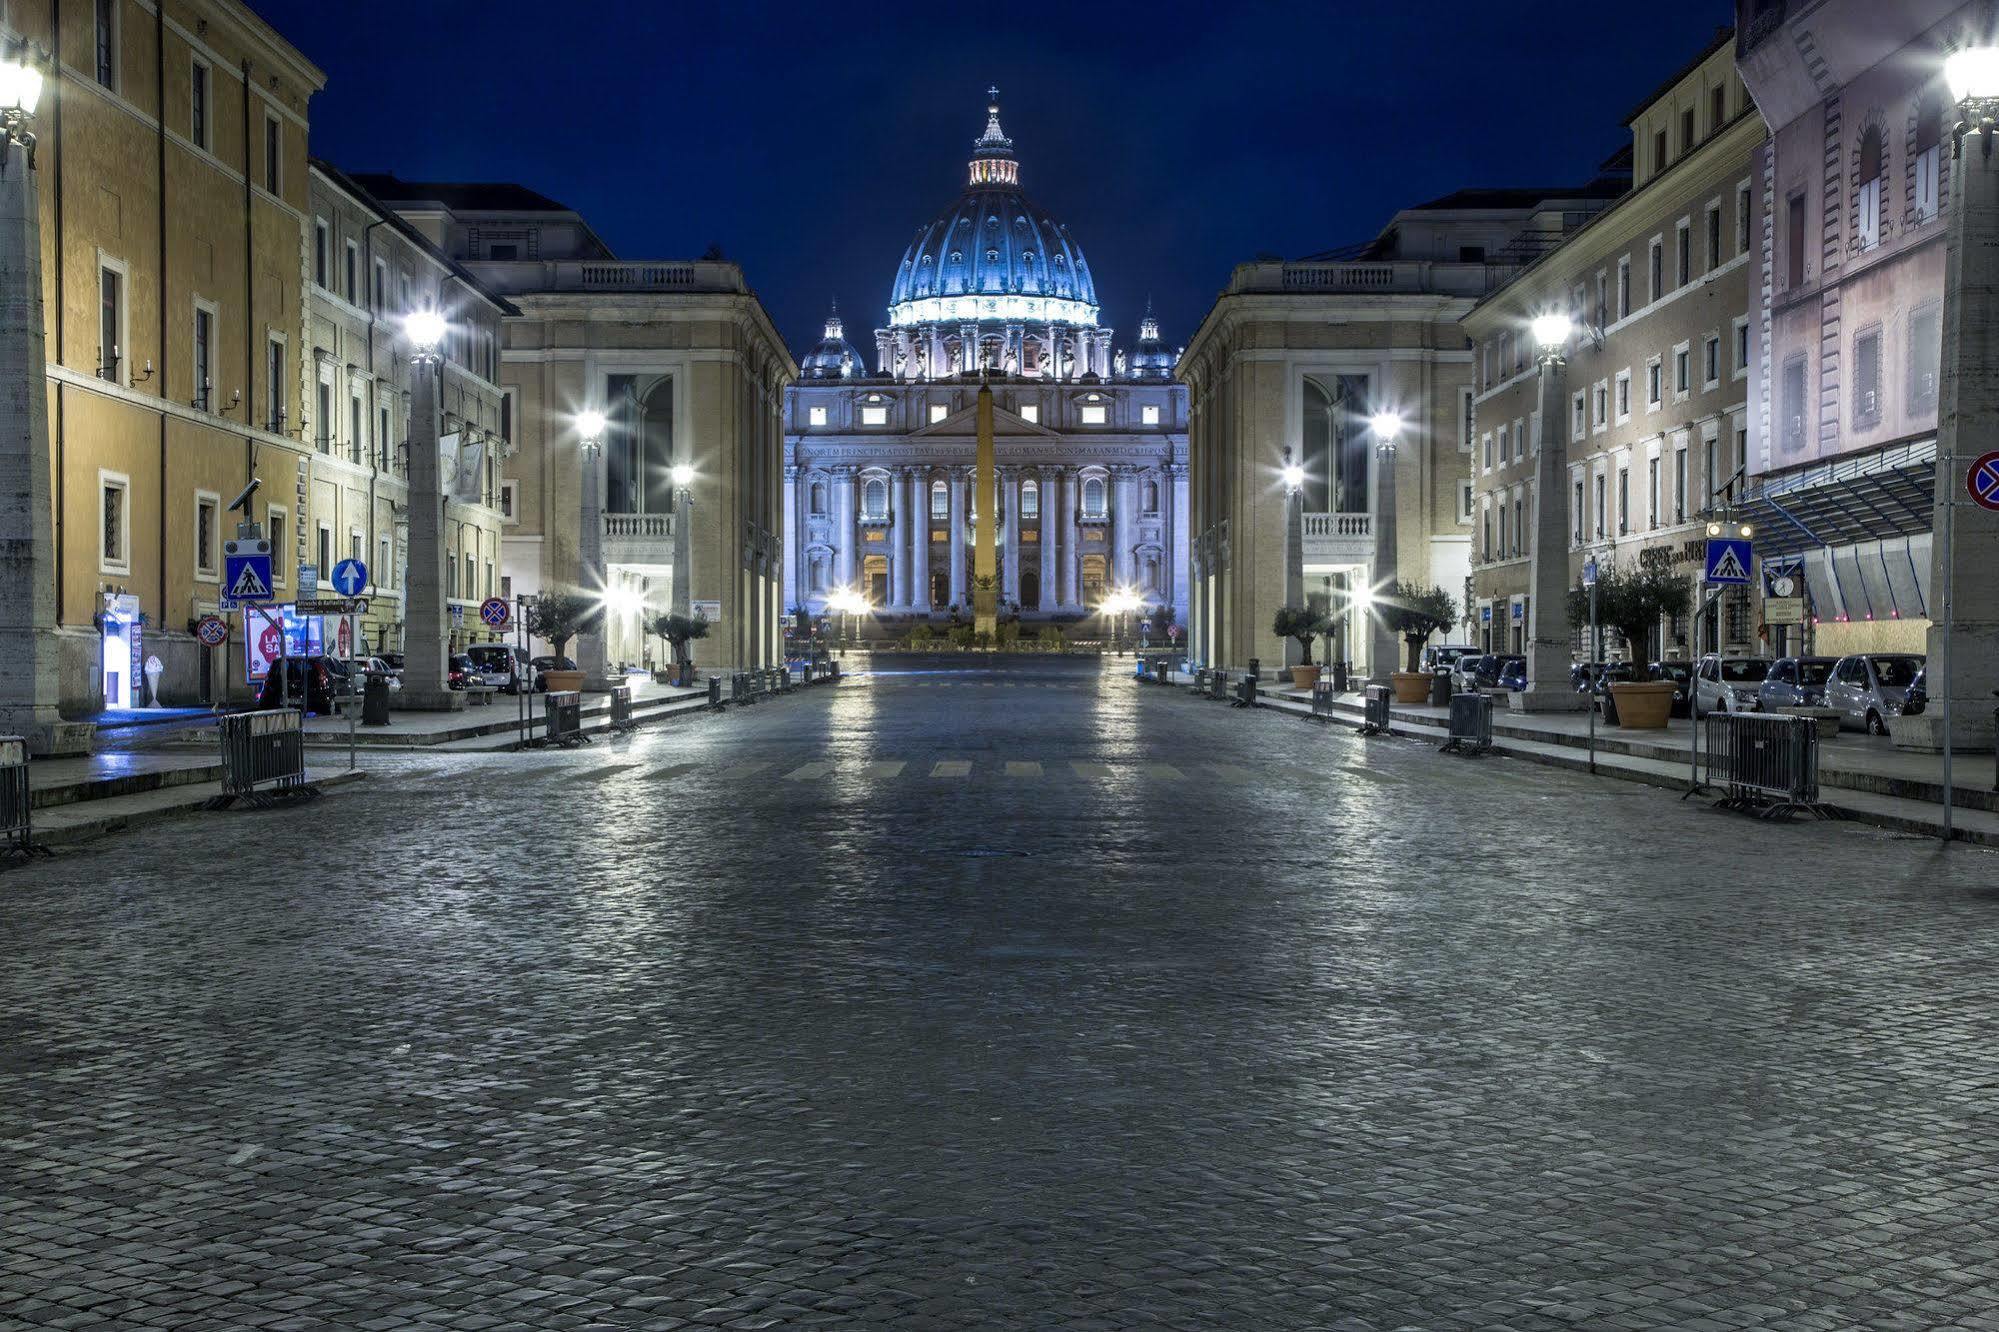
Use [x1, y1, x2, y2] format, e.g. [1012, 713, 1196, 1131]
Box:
[1170, 464, 1191, 624]
[1001, 468, 1020, 607]
[1284, 482, 1305, 669]
[0, 131, 89, 752]
[887, 468, 907, 609]
[1523, 357, 1586, 710]
[782, 464, 799, 612]
[404, 353, 466, 706]
[1901, 120, 1999, 752]
[1112, 467, 1135, 588]
[909, 469, 930, 614]
[1365, 439, 1400, 683]
[948, 468, 967, 610]
[1064, 470, 1084, 610]
[836, 468, 857, 590]
[1038, 466, 1057, 613]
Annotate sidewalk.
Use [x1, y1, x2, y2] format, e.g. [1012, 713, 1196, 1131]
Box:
[1182, 672, 1999, 846]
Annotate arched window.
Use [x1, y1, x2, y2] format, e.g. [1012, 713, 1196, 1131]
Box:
[1143, 480, 1159, 512]
[1857, 125, 1884, 250]
[810, 481, 827, 516]
[1082, 475, 1106, 518]
[1915, 93, 1943, 222]
[930, 479, 948, 518]
[1021, 479, 1039, 519]
[863, 477, 888, 519]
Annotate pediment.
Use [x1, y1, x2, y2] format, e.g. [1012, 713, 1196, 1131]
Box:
[909, 402, 1060, 439]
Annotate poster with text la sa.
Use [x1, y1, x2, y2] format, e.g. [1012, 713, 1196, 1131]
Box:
[244, 606, 321, 682]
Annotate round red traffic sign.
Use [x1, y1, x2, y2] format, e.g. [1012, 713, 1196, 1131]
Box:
[479, 596, 510, 628]
[1970, 450, 1999, 513]
[195, 614, 228, 646]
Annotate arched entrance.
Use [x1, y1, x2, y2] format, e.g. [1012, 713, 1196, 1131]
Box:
[1020, 569, 1041, 611]
[1080, 554, 1107, 609]
[864, 554, 889, 608]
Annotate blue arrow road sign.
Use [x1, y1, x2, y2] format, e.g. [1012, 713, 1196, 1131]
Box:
[331, 558, 368, 597]
[1704, 537, 1753, 585]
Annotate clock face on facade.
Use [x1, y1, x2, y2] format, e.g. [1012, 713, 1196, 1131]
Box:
[1771, 575, 1796, 597]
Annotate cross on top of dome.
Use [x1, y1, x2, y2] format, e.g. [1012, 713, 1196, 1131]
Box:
[969, 87, 1018, 186]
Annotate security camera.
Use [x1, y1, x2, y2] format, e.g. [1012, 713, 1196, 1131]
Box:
[227, 478, 261, 513]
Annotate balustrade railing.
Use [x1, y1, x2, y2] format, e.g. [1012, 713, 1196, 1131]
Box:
[1301, 512, 1373, 539]
[603, 512, 672, 540]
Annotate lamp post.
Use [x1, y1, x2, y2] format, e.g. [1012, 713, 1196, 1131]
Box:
[1520, 313, 1587, 711]
[575, 408, 609, 688]
[1281, 450, 1305, 671]
[398, 308, 461, 709]
[671, 461, 694, 614]
[1366, 410, 1402, 685]
[0, 44, 83, 754]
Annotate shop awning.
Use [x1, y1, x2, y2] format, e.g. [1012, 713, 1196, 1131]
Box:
[1742, 438, 1935, 561]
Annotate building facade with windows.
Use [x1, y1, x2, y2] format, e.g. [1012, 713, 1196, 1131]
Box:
[1180, 186, 1621, 677]
[358, 177, 795, 673]
[782, 94, 1188, 630]
[1465, 32, 1765, 663]
[5, 0, 324, 714]
[1734, 0, 1963, 662]
[302, 163, 512, 661]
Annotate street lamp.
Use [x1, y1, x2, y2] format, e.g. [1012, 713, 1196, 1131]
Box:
[1519, 311, 1586, 711]
[397, 308, 458, 707]
[670, 461, 695, 636]
[1370, 410, 1403, 453]
[1945, 45, 1999, 119]
[1530, 313, 1573, 363]
[1, 42, 47, 162]
[1363, 408, 1405, 684]
[572, 408, 612, 685]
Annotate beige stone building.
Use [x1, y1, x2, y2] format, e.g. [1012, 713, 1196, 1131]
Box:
[302, 162, 512, 661]
[1465, 32, 1765, 664]
[358, 178, 796, 673]
[1180, 188, 1618, 677]
[4, 0, 323, 713]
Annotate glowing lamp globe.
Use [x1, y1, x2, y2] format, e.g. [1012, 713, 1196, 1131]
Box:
[575, 409, 607, 441]
[0, 54, 45, 118]
[1531, 313, 1573, 352]
[402, 309, 447, 351]
[1946, 47, 1999, 103]
[1370, 411, 1404, 442]
[671, 464, 694, 488]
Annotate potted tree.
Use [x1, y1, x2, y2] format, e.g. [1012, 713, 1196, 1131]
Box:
[649, 610, 710, 687]
[1272, 593, 1333, 690]
[1379, 582, 1459, 703]
[524, 589, 600, 693]
[1566, 562, 1688, 729]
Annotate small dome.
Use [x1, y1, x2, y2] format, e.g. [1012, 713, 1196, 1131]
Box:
[800, 302, 866, 380]
[1127, 303, 1174, 380]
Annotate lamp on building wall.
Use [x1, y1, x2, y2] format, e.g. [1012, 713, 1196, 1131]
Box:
[1370, 410, 1404, 455]
[670, 461, 695, 642]
[1531, 313, 1573, 364]
[1945, 45, 1999, 126]
[0, 42, 47, 165]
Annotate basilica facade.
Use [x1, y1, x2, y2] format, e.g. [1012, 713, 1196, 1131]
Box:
[782, 95, 1188, 627]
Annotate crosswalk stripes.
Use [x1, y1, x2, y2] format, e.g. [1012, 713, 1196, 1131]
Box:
[1207, 764, 1253, 783]
[645, 763, 699, 780]
[716, 761, 771, 779]
[860, 760, 906, 779]
[558, 757, 1358, 788]
[1003, 761, 1043, 778]
[1069, 761, 1115, 780]
[1146, 763, 1187, 781]
[930, 760, 972, 778]
[783, 762, 836, 781]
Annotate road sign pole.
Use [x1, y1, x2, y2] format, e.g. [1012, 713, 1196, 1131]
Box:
[1943, 483, 1955, 844]
[1588, 580, 1598, 775]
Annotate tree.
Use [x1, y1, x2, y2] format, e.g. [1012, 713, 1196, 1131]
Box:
[648, 610, 711, 667]
[525, 589, 600, 660]
[1377, 581, 1459, 672]
[1272, 592, 1333, 666]
[1566, 561, 1689, 663]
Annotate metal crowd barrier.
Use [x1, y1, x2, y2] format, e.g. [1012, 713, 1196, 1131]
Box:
[544, 690, 586, 747]
[1191, 667, 1211, 697]
[0, 736, 39, 856]
[1310, 681, 1338, 720]
[1440, 691, 1493, 755]
[214, 708, 310, 805]
[1359, 685, 1392, 736]
[1208, 670, 1231, 702]
[608, 683, 635, 731]
[1704, 713, 1830, 818]
[1232, 674, 1259, 709]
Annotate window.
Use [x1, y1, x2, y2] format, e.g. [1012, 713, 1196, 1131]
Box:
[1497, 424, 1509, 467]
[1676, 221, 1691, 286]
[264, 113, 281, 195]
[313, 220, 328, 288]
[1704, 335, 1721, 388]
[1648, 457, 1660, 530]
[499, 479, 517, 523]
[100, 472, 129, 571]
[1499, 333, 1513, 376]
[1482, 506, 1492, 562]
[315, 378, 332, 452]
[1711, 83, 1726, 134]
[1736, 182, 1752, 254]
[1674, 346, 1691, 396]
[1141, 404, 1161, 426]
[1853, 327, 1882, 428]
[1647, 359, 1662, 408]
[344, 241, 359, 304]
[1617, 257, 1631, 320]
[1786, 192, 1806, 288]
[1572, 480, 1584, 544]
[1674, 448, 1688, 523]
[1910, 301, 1942, 414]
[1649, 238, 1664, 303]
[350, 529, 364, 563]
[378, 404, 391, 469]
[1857, 125, 1884, 251]
[1781, 356, 1807, 456]
[862, 477, 887, 519]
[1595, 272, 1608, 329]
[1594, 474, 1606, 540]
[1082, 475, 1107, 517]
[192, 303, 214, 410]
[1617, 467, 1629, 535]
[1080, 403, 1107, 425]
[1459, 245, 1485, 262]
[929, 403, 948, 424]
[1681, 106, 1695, 153]
[1513, 496, 1523, 557]
[98, 262, 125, 382]
[930, 479, 948, 518]
[317, 524, 332, 579]
[807, 405, 827, 427]
[1615, 372, 1631, 422]
[379, 534, 393, 588]
[93, 0, 116, 88]
[266, 337, 286, 432]
[194, 492, 219, 578]
[190, 59, 210, 150]
[1482, 433, 1493, 470]
[1498, 501, 1508, 560]
[859, 403, 888, 426]
[1022, 480, 1039, 518]
[1593, 383, 1608, 429]
[1019, 402, 1039, 424]
[1654, 128, 1668, 176]
[1915, 95, 1943, 223]
[1706, 204, 1722, 272]
[446, 552, 458, 599]
[1572, 392, 1586, 436]
[1734, 318, 1750, 376]
[373, 259, 387, 312]
[351, 394, 365, 464]
[1458, 480, 1474, 523]
[268, 507, 286, 584]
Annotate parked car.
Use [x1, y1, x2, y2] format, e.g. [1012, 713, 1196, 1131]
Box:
[1902, 667, 1928, 717]
[1465, 655, 1509, 690]
[1571, 660, 1639, 694]
[530, 655, 578, 692]
[1421, 644, 1478, 675]
[1827, 653, 1924, 735]
[1647, 660, 1694, 718]
[1693, 655, 1771, 714]
[356, 656, 402, 690]
[255, 656, 338, 713]
[466, 643, 530, 692]
[1757, 656, 1838, 711]
[381, 652, 405, 679]
[446, 654, 479, 690]
[1452, 655, 1490, 692]
[1494, 655, 1528, 691]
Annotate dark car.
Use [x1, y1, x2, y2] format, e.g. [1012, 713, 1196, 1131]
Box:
[1571, 660, 1638, 693]
[1901, 667, 1927, 717]
[381, 652, 406, 678]
[255, 655, 338, 713]
[1648, 660, 1694, 717]
[1467, 655, 1508, 690]
[530, 655, 578, 692]
[1494, 655, 1528, 691]
[1758, 655, 1838, 710]
[447, 654, 478, 689]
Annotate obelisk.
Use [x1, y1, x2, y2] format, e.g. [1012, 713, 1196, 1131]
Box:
[973, 380, 999, 638]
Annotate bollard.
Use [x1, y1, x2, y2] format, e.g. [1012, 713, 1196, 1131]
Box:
[1246, 657, 1261, 683]
[708, 676, 724, 710]
[363, 673, 392, 726]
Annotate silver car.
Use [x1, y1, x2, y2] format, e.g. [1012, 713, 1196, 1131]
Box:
[1757, 656, 1837, 710]
[1826, 653, 1924, 735]
[1694, 655, 1770, 714]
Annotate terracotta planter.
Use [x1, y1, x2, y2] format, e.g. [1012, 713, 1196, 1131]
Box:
[1290, 665, 1322, 691]
[1609, 680, 1676, 729]
[540, 669, 586, 694]
[1391, 672, 1431, 704]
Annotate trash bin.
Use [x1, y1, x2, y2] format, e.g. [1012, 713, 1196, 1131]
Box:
[363, 673, 392, 726]
[1332, 660, 1350, 693]
[1247, 657, 1261, 682]
[1429, 670, 1453, 707]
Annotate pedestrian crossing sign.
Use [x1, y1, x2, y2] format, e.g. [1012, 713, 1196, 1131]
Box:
[1703, 537, 1752, 586]
[222, 540, 274, 608]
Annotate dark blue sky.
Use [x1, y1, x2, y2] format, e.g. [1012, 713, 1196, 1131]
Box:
[255, 0, 1735, 362]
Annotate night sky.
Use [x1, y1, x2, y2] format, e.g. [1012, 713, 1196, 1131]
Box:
[254, 0, 1735, 363]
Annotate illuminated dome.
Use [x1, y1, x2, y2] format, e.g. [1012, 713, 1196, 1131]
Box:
[800, 302, 866, 380]
[1128, 302, 1173, 380]
[887, 91, 1100, 331]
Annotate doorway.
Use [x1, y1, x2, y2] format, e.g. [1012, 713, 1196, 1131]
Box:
[99, 593, 143, 709]
[1020, 569, 1041, 610]
[864, 554, 889, 608]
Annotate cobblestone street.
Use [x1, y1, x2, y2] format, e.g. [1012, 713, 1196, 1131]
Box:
[6, 657, 1999, 1329]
